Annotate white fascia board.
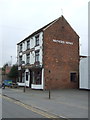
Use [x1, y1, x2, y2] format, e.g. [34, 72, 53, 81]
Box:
[43, 18, 59, 31]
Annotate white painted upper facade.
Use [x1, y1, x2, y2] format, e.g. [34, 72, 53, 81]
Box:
[17, 32, 43, 66]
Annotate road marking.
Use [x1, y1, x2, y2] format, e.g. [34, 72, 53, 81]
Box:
[14, 101, 59, 119]
[0, 94, 62, 119]
[5, 88, 88, 110]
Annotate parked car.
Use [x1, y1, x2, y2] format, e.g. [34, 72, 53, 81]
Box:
[3, 80, 18, 88]
[4, 80, 13, 87]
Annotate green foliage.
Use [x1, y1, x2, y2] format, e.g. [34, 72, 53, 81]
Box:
[2, 63, 8, 75]
[2, 67, 5, 72]
[8, 65, 18, 79]
[2, 63, 8, 71]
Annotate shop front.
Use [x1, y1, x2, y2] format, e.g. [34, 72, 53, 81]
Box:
[30, 68, 44, 89]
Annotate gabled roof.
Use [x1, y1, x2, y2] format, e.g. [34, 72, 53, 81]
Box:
[17, 15, 79, 45]
[17, 17, 59, 45]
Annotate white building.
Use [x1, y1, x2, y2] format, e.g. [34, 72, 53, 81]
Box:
[79, 56, 90, 90]
[17, 31, 44, 89]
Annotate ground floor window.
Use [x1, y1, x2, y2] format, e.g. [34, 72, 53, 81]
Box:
[70, 72, 77, 82]
[32, 69, 42, 85]
[22, 72, 25, 83]
[18, 70, 25, 83]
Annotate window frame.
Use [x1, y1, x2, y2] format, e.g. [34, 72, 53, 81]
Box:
[70, 72, 77, 82]
[19, 56, 22, 65]
[35, 35, 39, 46]
[20, 44, 22, 52]
[35, 50, 39, 62]
[27, 40, 30, 50]
[26, 54, 30, 64]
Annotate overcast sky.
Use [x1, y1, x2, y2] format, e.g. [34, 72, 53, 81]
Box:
[0, 0, 89, 67]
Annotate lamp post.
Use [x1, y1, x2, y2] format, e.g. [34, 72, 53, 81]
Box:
[23, 78, 26, 93]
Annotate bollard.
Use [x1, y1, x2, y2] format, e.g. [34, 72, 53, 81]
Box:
[23, 86, 26, 92]
[49, 89, 51, 99]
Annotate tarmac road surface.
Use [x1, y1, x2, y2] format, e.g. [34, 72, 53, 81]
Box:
[1, 94, 63, 120]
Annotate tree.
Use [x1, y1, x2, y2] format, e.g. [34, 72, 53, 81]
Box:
[2, 63, 8, 75]
[8, 65, 18, 83]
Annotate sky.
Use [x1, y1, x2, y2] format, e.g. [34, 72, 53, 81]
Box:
[0, 0, 89, 67]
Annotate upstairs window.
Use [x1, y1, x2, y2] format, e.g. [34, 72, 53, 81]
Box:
[35, 50, 39, 62]
[20, 44, 22, 52]
[35, 35, 39, 46]
[19, 56, 22, 65]
[26, 54, 30, 64]
[27, 40, 30, 50]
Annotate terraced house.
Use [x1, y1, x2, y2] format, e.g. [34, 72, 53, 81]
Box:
[17, 15, 79, 90]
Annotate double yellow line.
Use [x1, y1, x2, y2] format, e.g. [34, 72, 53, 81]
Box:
[0, 94, 61, 119]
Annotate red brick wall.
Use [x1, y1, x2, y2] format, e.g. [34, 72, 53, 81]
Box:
[43, 16, 79, 89]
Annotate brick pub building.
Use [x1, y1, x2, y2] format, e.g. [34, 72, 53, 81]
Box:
[17, 15, 79, 90]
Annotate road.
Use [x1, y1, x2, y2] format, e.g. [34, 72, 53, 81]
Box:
[1, 87, 88, 119]
[1, 95, 49, 119]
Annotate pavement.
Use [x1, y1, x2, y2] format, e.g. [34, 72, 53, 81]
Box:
[1, 87, 88, 119]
